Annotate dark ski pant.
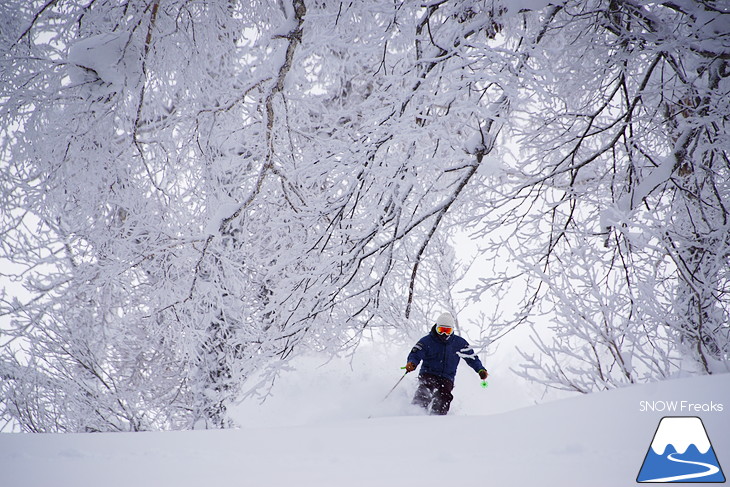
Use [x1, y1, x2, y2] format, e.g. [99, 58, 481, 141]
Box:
[412, 373, 454, 415]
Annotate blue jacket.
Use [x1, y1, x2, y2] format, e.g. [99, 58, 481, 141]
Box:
[407, 326, 486, 383]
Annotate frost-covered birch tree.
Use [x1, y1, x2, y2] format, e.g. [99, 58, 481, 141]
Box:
[1, 0, 728, 432]
[1, 0, 510, 431]
[466, 0, 730, 391]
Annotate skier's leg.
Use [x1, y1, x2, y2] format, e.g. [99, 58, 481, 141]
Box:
[430, 377, 454, 415]
[411, 375, 435, 410]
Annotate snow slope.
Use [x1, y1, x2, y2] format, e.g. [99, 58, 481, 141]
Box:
[1, 369, 727, 487]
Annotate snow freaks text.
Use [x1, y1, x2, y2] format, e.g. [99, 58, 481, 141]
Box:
[639, 401, 724, 413]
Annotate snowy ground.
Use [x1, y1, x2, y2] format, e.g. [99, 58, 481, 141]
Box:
[1, 348, 728, 487]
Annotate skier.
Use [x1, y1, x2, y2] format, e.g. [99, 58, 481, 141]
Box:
[404, 312, 488, 415]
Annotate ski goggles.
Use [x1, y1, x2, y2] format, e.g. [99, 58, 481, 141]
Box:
[436, 326, 453, 335]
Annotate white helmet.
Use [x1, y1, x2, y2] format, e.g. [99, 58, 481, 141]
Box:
[436, 312, 455, 328]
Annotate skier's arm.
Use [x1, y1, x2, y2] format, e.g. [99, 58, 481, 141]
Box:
[406, 341, 426, 370]
[458, 340, 487, 375]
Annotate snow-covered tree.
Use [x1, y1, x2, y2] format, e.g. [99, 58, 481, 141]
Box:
[0, 0, 510, 431]
[467, 0, 730, 391]
[2, 0, 728, 431]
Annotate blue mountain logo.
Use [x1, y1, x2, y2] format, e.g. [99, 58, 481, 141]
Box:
[637, 416, 725, 483]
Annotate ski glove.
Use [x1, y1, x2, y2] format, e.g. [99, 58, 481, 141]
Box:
[478, 369, 489, 380]
[404, 362, 417, 373]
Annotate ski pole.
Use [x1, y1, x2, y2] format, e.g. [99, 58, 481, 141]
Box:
[481, 380, 489, 389]
[381, 370, 409, 402]
[367, 369, 411, 419]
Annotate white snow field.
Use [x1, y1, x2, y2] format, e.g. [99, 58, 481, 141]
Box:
[1, 361, 727, 487]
